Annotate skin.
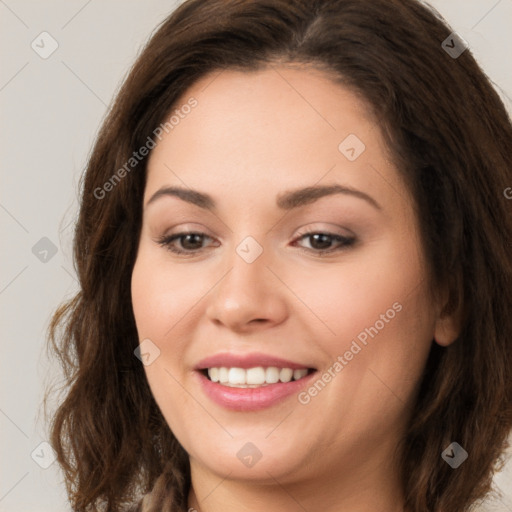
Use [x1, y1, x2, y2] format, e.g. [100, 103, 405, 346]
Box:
[131, 65, 459, 512]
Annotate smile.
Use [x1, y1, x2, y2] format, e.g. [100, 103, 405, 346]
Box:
[204, 366, 313, 387]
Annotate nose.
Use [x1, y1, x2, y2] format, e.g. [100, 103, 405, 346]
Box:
[205, 245, 289, 333]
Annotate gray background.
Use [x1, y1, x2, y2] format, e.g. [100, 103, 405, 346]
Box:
[1, 1, 511, 510]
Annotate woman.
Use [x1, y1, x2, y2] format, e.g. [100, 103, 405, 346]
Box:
[47, 0, 512, 511]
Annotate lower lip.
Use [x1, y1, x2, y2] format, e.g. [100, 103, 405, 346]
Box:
[196, 371, 317, 411]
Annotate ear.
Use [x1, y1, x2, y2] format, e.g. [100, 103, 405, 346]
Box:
[433, 287, 462, 347]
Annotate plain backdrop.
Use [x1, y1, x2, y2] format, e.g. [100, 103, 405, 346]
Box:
[1, 1, 511, 510]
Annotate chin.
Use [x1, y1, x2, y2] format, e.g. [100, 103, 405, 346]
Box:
[187, 435, 310, 484]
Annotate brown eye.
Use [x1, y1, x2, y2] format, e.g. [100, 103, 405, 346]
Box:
[294, 231, 356, 254]
[157, 232, 215, 255]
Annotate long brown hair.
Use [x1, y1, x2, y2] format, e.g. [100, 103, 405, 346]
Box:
[47, 0, 512, 511]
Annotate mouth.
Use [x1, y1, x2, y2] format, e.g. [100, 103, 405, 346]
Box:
[194, 352, 318, 410]
[196, 366, 318, 411]
[199, 366, 316, 388]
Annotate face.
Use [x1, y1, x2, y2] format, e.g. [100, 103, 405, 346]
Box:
[131, 65, 456, 488]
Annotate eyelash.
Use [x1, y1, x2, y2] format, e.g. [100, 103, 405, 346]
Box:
[156, 229, 356, 256]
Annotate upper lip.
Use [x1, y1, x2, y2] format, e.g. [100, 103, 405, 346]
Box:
[195, 352, 316, 370]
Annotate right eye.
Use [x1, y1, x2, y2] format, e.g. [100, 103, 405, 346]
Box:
[157, 231, 218, 255]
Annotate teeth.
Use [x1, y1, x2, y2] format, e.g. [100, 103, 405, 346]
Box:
[206, 366, 310, 387]
[228, 367, 246, 384]
[209, 367, 219, 382]
[247, 367, 265, 385]
[218, 367, 229, 383]
[265, 367, 280, 384]
[293, 369, 308, 380]
[280, 368, 293, 383]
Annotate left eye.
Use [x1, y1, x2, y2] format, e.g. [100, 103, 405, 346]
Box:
[157, 232, 215, 254]
[156, 231, 356, 256]
[293, 231, 356, 254]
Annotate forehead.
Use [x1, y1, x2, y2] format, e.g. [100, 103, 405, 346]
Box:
[145, 66, 404, 212]
[165, 65, 377, 146]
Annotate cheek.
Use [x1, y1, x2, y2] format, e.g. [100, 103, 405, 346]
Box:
[294, 236, 433, 396]
[131, 253, 201, 434]
[329, 275, 433, 410]
[131, 249, 205, 341]
[291, 240, 423, 345]
[295, 265, 433, 441]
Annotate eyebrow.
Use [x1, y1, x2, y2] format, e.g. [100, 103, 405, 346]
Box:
[145, 184, 381, 211]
